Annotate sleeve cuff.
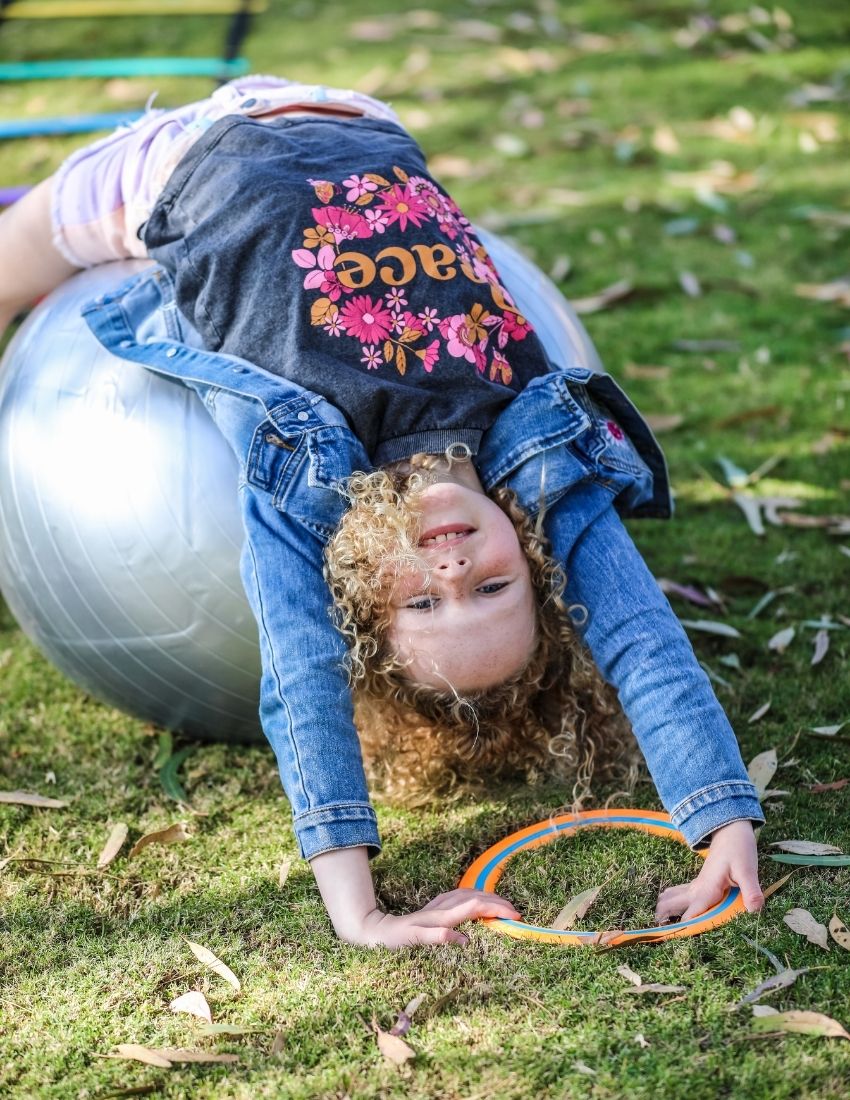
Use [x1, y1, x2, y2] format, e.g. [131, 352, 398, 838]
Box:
[669, 781, 765, 848]
[293, 801, 382, 861]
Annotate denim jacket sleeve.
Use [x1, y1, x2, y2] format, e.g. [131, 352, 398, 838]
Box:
[82, 268, 382, 862]
[478, 367, 764, 847]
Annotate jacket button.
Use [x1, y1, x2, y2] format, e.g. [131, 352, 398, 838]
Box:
[297, 411, 309, 422]
[166, 348, 178, 358]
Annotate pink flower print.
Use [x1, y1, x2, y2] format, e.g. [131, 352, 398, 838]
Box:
[500, 310, 533, 344]
[385, 288, 408, 310]
[417, 306, 439, 332]
[323, 306, 343, 336]
[342, 174, 379, 202]
[606, 420, 625, 442]
[379, 184, 429, 232]
[312, 205, 372, 243]
[292, 244, 342, 301]
[439, 313, 485, 365]
[360, 344, 382, 370]
[339, 295, 393, 344]
[415, 338, 440, 373]
[364, 208, 389, 233]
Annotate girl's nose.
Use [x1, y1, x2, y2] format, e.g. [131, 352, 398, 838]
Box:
[436, 555, 470, 572]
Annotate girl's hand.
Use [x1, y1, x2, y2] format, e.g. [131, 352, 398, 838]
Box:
[347, 888, 522, 949]
[655, 819, 764, 923]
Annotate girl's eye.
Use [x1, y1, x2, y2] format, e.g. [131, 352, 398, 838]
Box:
[477, 582, 509, 595]
[406, 596, 437, 611]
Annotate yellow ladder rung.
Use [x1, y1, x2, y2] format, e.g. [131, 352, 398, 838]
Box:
[2, 0, 267, 19]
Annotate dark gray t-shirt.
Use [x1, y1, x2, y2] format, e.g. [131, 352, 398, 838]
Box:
[142, 115, 550, 463]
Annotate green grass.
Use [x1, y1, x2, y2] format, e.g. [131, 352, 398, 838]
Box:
[2, 1, 850, 1096]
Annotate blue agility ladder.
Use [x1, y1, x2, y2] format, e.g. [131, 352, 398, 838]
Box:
[0, 57, 250, 80]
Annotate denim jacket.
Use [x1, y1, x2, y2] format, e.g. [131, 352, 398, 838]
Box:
[84, 265, 763, 858]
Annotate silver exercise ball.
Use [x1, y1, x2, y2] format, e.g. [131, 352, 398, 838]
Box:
[0, 238, 600, 741]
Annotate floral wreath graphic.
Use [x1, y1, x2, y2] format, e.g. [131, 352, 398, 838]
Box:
[291, 165, 533, 384]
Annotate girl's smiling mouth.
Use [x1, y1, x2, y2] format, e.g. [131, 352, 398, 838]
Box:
[418, 524, 475, 548]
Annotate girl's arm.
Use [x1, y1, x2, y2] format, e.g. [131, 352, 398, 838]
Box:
[0, 178, 79, 336]
[310, 845, 521, 948]
[545, 483, 765, 916]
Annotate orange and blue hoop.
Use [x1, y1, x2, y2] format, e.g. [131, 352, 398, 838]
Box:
[458, 808, 744, 946]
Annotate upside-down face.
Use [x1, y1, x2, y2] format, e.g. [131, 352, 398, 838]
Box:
[386, 465, 537, 694]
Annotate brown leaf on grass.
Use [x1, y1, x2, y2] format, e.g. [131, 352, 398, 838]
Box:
[389, 994, 426, 1038]
[783, 908, 830, 950]
[623, 984, 687, 995]
[811, 629, 830, 666]
[0, 790, 68, 809]
[748, 701, 772, 724]
[644, 414, 685, 433]
[552, 886, 602, 930]
[770, 840, 843, 855]
[776, 511, 850, 533]
[680, 619, 742, 638]
[732, 494, 766, 537]
[751, 1010, 850, 1040]
[735, 967, 810, 1008]
[97, 824, 128, 869]
[762, 870, 797, 901]
[752, 1005, 780, 1017]
[809, 778, 849, 793]
[624, 362, 670, 380]
[656, 579, 718, 609]
[616, 965, 643, 987]
[747, 749, 778, 799]
[109, 1044, 173, 1068]
[793, 278, 850, 306]
[186, 941, 241, 993]
[128, 822, 190, 858]
[829, 915, 850, 951]
[571, 279, 634, 314]
[270, 1029, 286, 1055]
[169, 991, 212, 1022]
[278, 858, 292, 890]
[373, 1017, 416, 1065]
[767, 627, 795, 653]
[154, 1049, 239, 1064]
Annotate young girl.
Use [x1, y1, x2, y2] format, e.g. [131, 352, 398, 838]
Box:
[0, 76, 764, 948]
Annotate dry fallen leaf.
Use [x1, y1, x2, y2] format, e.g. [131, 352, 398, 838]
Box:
[748, 701, 772, 724]
[0, 790, 68, 809]
[811, 629, 830, 666]
[809, 778, 849, 793]
[623, 984, 686, 995]
[644, 414, 685, 433]
[680, 619, 742, 638]
[110, 1044, 173, 1068]
[186, 940, 241, 993]
[616, 964, 643, 987]
[770, 840, 843, 855]
[128, 822, 190, 858]
[97, 823, 128, 869]
[678, 270, 702, 297]
[278, 858, 292, 890]
[793, 278, 850, 306]
[169, 990, 213, 1023]
[752, 1005, 780, 1017]
[767, 627, 795, 653]
[571, 279, 634, 314]
[762, 870, 797, 901]
[552, 885, 602, 930]
[154, 1048, 239, 1064]
[735, 967, 810, 1008]
[390, 994, 426, 1038]
[747, 748, 778, 799]
[374, 1024, 416, 1065]
[635, 1032, 651, 1048]
[783, 908, 830, 950]
[751, 1010, 850, 1040]
[829, 914, 850, 951]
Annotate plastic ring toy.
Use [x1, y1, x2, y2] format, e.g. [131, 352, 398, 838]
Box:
[458, 808, 745, 945]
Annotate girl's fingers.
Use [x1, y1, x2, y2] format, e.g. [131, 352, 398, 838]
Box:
[734, 867, 765, 912]
[407, 925, 469, 947]
[654, 884, 690, 923]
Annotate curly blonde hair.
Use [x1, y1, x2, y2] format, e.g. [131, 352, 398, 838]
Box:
[324, 455, 638, 809]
